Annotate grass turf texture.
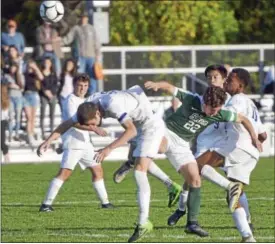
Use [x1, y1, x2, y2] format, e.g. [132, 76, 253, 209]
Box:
[1, 157, 274, 243]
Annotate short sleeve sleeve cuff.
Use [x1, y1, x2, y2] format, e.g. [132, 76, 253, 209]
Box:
[173, 87, 179, 97]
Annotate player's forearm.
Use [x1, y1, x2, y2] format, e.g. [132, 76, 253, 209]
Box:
[155, 81, 176, 94]
[74, 124, 93, 131]
[45, 119, 75, 143]
[108, 127, 137, 150]
[238, 114, 258, 141]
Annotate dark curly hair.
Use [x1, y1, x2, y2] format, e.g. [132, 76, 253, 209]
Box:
[203, 86, 227, 108]
[231, 68, 250, 88]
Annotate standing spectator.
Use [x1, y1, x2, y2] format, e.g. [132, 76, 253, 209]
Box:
[23, 60, 44, 146]
[58, 13, 101, 94]
[35, 22, 63, 77]
[58, 58, 77, 120]
[40, 57, 58, 139]
[1, 83, 10, 163]
[4, 45, 24, 74]
[4, 62, 24, 141]
[263, 65, 275, 94]
[1, 19, 25, 58]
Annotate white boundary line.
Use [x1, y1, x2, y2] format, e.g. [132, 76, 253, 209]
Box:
[2, 197, 274, 206]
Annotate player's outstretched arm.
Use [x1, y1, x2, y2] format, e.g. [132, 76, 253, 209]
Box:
[145, 81, 176, 95]
[236, 113, 263, 152]
[37, 118, 76, 157]
[94, 120, 137, 163]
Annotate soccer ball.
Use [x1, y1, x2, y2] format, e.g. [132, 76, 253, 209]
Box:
[40, 1, 64, 23]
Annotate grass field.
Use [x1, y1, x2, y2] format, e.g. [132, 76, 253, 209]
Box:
[1, 157, 274, 243]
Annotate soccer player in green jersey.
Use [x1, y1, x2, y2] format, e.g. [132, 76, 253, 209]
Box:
[144, 81, 262, 237]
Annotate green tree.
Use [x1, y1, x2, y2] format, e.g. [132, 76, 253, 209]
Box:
[227, 0, 275, 43]
[109, 1, 239, 45]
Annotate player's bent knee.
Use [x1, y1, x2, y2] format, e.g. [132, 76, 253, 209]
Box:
[57, 168, 72, 181]
[90, 165, 104, 181]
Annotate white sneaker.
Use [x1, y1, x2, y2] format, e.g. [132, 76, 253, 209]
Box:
[228, 182, 243, 212]
[242, 235, 256, 242]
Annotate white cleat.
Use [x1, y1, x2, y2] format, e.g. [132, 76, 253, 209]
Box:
[241, 235, 256, 242]
[228, 182, 243, 212]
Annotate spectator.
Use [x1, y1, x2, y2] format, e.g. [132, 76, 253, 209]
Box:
[263, 65, 275, 94]
[1, 83, 10, 163]
[1, 19, 25, 59]
[40, 57, 58, 139]
[4, 45, 24, 74]
[4, 62, 24, 141]
[58, 58, 77, 120]
[59, 13, 101, 94]
[35, 22, 63, 77]
[23, 60, 44, 146]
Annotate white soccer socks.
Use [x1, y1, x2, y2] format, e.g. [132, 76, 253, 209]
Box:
[232, 207, 253, 238]
[134, 170, 151, 225]
[92, 179, 109, 205]
[201, 165, 231, 189]
[43, 178, 64, 205]
[239, 192, 252, 223]
[178, 190, 189, 211]
[148, 161, 172, 188]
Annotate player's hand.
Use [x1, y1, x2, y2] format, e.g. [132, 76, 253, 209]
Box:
[37, 141, 50, 157]
[94, 146, 112, 163]
[89, 126, 108, 137]
[252, 138, 263, 152]
[144, 81, 159, 92]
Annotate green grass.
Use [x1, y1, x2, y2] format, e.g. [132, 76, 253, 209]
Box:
[1, 157, 275, 243]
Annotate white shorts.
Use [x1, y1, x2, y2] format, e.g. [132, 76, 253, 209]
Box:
[165, 129, 196, 172]
[133, 120, 165, 158]
[61, 145, 97, 170]
[219, 148, 257, 185]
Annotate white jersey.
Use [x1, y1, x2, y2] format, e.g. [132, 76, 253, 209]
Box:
[196, 93, 231, 154]
[224, 93, 266, 159]
[84, 85, 155, 129]
[62, 94, 90, 149]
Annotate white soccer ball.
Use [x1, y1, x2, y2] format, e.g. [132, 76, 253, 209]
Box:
[40, 1, 64, 23]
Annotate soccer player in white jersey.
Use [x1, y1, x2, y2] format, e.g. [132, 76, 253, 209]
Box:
[168, 68, 267, 242]
[39, 74, 114, 212]
[37, 85, 166, 242]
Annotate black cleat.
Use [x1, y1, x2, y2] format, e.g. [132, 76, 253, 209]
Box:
[39, 204, 54, 212]
[101, 203, 115, 209]
[167, 209, 186, 226]
[113, 160, 134, 184]
[185, 222, 209, 237]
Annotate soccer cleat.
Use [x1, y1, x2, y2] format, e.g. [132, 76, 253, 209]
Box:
[185, 222, 209, 237]
[128, 220, 153, 243]
[168, 182, 182, 208]
[101, 203, 115, 209]
[113, 160, 135, 184]
[228, 182, 243, 212]
[39, 204, 54, 212]
[241, 235, 256, 243]
[167, 209, 186, 226]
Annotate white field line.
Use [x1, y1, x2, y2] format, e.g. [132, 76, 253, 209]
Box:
[2, 231, 275, 241]
[3, 197, 274, 206]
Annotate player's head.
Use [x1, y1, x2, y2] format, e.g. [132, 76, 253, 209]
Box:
[73, 73, 90, 98]
[202, 86, 227, 116]
[204, 64, 227, 88]
[77, 102, 102, 126]
[225, 68, 250, 95]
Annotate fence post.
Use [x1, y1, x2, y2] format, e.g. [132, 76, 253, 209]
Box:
[121, 49, 126, 90]
[191, 49, 196, 92]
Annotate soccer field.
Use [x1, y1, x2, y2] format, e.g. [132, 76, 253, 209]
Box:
[1, 157, 274, 243]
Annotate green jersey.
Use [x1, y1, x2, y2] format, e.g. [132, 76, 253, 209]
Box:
[166, 88, 237, 142]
